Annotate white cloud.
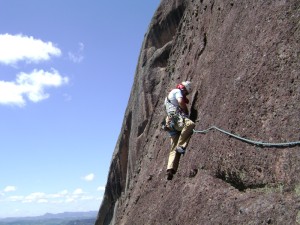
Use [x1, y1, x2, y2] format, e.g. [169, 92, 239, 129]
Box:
[47, 190, 68, 199]
[4, 188, 103, 208]
[0, 33, 69, 107]
[83, 173, 95, 182]
[4, 186, 17, 192]
[37, 199, 48, 203]
[47, 193, 61, 199]
[73, 188, 84, 195]
[59, 190, 68, 195]
[8, 195, 24, 202]
[0, 69, 69, 107]
[0, 33, 61, 65]
[23, 192, 46, 203]
[68, 42, 84, 63]
[97, 186, 105, 191]
[65, 198, 75, 203]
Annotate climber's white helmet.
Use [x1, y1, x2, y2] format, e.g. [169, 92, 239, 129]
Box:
[182, 81, 192, 94]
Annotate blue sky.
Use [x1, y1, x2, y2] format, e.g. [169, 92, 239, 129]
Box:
[0, 0, 160, 218]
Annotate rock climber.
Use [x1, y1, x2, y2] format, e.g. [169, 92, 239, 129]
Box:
[163, 81, 195, 180]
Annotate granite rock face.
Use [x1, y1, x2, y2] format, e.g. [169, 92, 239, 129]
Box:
[96, 0, 300, 224]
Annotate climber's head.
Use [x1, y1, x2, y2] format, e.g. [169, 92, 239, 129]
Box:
[177, 81, 192, 95]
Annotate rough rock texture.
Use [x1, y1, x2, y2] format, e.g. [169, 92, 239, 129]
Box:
[96, 0, 300, 224]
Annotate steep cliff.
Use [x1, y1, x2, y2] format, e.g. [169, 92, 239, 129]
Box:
[96, 0, 300, 224]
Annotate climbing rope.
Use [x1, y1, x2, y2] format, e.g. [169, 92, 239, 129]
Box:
[193, 126, 300, 147]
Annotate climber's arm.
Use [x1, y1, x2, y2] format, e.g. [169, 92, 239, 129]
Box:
[177, 97, 188, 115]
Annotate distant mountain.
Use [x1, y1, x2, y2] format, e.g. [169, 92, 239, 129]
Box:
[0, 220, 95, 225]
[39, 211, 97, 219]
[0, 211, 97, 225]
[66, 219, 95, 225]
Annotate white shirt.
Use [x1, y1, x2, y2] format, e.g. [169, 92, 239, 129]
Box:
[164, 89, 183, 114]
[167, 89, 183, 106]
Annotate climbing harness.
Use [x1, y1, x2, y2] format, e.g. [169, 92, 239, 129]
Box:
[193, 126, 300, 147]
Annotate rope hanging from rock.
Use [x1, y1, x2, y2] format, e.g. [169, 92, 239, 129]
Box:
[193, 126, 300, 147]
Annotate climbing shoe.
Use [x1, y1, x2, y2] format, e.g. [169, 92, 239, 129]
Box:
[167, 169, 175, 180]
[176, 146, 186, 154]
